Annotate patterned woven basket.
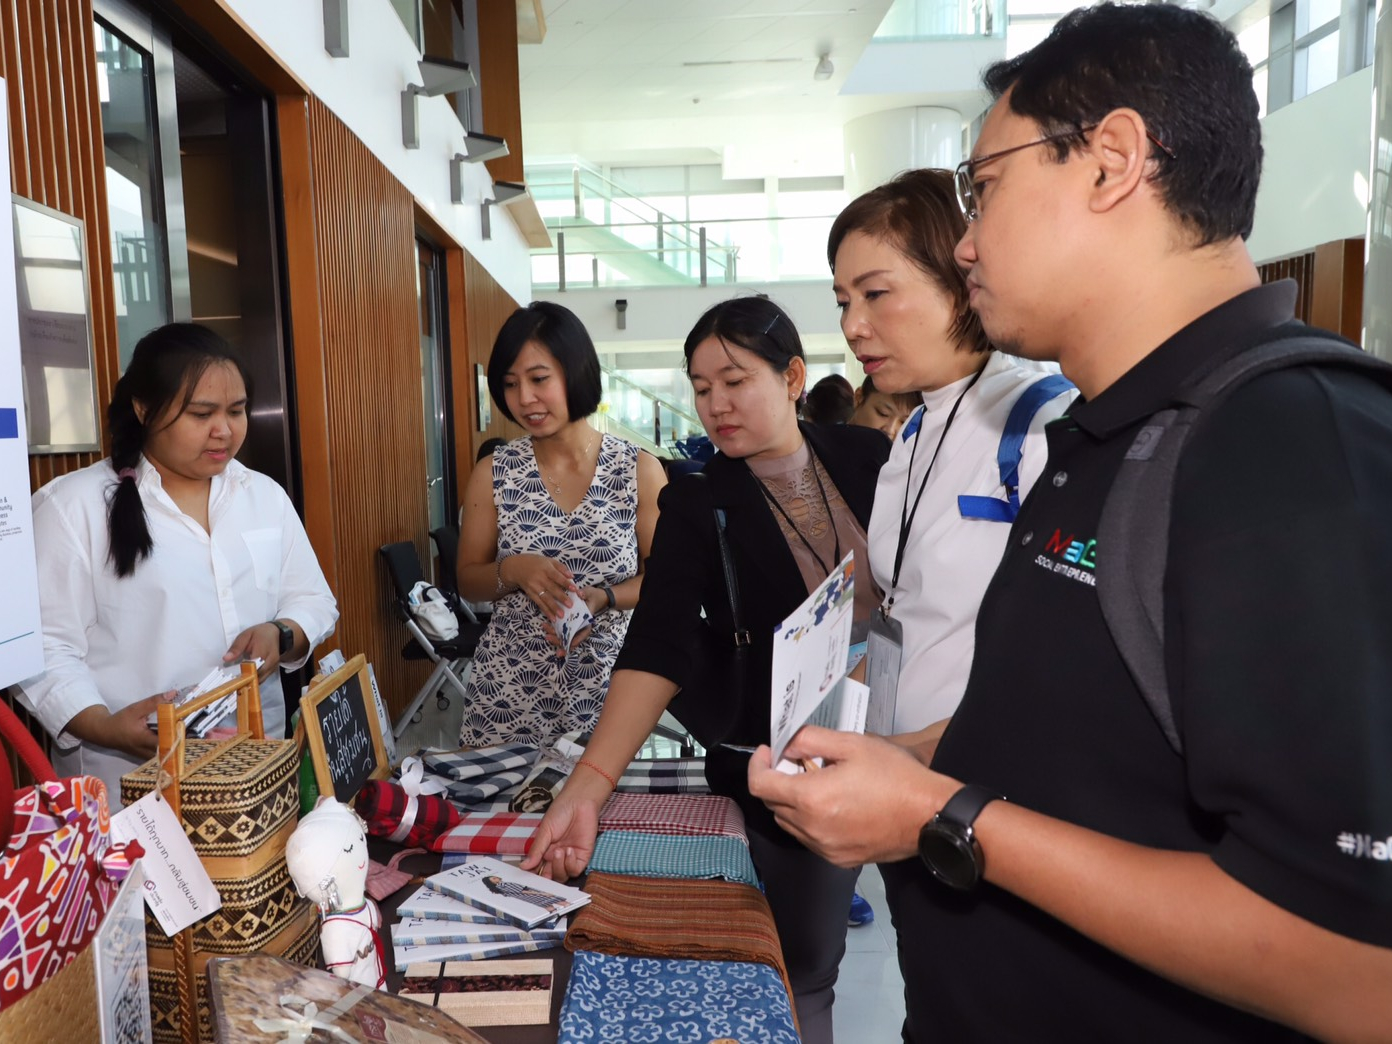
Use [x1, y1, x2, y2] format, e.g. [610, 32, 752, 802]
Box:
[0, 939, 99, 1042]
[120, 664, 320, 1044]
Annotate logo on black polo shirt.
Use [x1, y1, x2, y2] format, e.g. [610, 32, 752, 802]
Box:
[1337, 832, 1392, 860]
[1032, 528, 1097, 588]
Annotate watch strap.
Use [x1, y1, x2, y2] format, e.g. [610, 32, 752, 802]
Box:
[938, 783, 1005, 830]
[602, 586, 616, 612]
[272, 619, 294, 655]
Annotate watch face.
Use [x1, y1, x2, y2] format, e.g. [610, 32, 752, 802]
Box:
[917, 824, 981, 891]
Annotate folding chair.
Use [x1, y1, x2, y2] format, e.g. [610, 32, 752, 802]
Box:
[379, 541, 486, 739]
[430, 525, 491, 624]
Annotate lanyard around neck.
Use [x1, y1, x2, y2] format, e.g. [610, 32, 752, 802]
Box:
[886, 367, 984, 612]
[752, 445, 842, 579]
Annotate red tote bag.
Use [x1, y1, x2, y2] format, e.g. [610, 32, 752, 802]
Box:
[0, 699, 119, 1010]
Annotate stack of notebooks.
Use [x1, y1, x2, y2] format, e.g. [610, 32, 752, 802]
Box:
[391, 856, 589, 972]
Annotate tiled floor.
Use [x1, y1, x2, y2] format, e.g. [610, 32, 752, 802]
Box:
[835, 864, 907, 1042]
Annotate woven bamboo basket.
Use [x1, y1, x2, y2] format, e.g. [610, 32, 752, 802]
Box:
[121, 663, 320, 1044]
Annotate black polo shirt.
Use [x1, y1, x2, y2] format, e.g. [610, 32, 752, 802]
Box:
[886, 282, 1392, 1041]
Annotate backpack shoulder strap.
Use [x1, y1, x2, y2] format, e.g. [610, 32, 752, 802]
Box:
[959, 373, 1075, 523]
[1097, 324, 1390, 755]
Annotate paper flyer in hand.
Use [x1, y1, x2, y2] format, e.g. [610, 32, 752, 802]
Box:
[769, 551, 869, 767]
[553, 591, 594, 656]
[424, 856, 590, 930]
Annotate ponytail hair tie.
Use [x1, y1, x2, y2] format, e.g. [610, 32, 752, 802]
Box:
[117, 467, 138, 483]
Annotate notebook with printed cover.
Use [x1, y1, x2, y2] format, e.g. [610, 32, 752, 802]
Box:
[397, 886, 511, 923]
[393, 936, 563, 971]
[390, 916, 567, 947]
[424, 857, 590, 930]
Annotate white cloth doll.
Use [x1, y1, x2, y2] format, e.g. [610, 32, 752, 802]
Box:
[285, 797, 387, 990]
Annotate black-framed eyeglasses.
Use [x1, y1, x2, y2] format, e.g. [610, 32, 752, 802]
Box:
[954, 125, 1176, 223]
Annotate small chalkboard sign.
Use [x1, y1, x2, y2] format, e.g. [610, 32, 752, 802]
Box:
[302, 654, 390, 803]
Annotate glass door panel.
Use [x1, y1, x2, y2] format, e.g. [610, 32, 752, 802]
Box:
[95, 20, 173, 368]
[417, 241, 451, 534]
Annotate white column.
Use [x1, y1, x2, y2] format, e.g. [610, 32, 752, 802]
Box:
[843, 106, 962, 200]
[1364, 0, 1392, 358]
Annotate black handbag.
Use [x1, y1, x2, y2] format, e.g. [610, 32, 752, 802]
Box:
[667, 491, 751, 749]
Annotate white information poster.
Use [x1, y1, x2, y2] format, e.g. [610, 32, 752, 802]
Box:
[0, 84, 45, 690]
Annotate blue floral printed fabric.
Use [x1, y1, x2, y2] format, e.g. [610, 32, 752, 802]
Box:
[558, 951, 799, 1044]
[587, 830, 758, 886]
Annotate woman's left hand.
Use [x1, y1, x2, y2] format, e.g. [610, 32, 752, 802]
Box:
[224, 622, 282, 680]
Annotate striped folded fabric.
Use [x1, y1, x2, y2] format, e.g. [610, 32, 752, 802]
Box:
[587, 830, 758, 886]
[565, 872, 792, 1003]
[616, 758, 710, 794]
[597, 793, 746, 842]
[559, 951, 798, 1044]
[440, 771, 529, 808]
[420, 745, 538, 782]
[431, 812, 545, 856]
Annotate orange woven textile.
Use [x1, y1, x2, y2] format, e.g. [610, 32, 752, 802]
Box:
[564, 871, 792, 1001]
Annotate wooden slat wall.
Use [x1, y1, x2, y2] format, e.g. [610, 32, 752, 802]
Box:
[1258, 250, 1315, 323]
[1311, 238, 1364, 344]
[1259, 238, 1366, 344]
[2, 0, 120, 489]
[303, 97, 431, 719]
[449, 247, 522, 487]
[476, 0, 524, 185]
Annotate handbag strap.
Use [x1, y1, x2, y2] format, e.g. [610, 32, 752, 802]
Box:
[691, 472, 750, 652]
[0, 698, 59, 850]
[712, 506, 750, 651]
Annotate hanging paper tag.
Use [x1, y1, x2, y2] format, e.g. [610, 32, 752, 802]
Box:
[864, 607, 903, 737]
[110, 791, 222, 935]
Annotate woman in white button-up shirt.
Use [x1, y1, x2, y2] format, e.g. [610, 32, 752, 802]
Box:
[19, 324, 338, 804]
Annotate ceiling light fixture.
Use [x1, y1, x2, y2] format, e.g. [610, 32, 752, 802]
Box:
[401, 56, 478, 149]
[814, 54, 834, 81]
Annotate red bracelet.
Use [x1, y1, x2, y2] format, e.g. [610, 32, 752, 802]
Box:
[576, 758, 618, 790]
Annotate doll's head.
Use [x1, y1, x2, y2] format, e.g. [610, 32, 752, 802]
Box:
[285, 798, 370, 913]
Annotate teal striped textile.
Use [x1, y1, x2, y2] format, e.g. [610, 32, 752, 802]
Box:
[587, 829, 758, 886]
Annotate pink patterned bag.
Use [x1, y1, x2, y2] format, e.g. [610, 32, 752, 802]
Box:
[0, 700, 126, 1010]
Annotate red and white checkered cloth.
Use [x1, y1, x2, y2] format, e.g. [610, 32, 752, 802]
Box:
[430, 811, 546, 856]
[597, 793, 746, 843]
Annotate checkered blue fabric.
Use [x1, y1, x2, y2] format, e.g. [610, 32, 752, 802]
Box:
[587, 830, 757, 886]
[420, 745, 537, 781]
[559, 951, 798, 1044]
[616, 758, 710, 794]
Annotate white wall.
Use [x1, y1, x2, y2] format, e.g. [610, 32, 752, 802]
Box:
[535, 280, 844, 350]
[224, 0, 532, 304]
[1248, 68, 1373, 263]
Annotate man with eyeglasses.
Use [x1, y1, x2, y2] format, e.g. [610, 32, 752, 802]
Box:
[748, 3, 1392, 1041]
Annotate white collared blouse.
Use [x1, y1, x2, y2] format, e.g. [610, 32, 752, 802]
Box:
[19, 456, 338, 802]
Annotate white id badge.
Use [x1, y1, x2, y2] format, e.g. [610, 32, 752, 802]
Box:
[865, 607, 903, 737]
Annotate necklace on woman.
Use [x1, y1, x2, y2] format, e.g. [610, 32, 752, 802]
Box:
[536, 433, 598, 496]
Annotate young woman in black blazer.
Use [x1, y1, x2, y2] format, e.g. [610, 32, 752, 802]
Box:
[524, 296, 889, 1044]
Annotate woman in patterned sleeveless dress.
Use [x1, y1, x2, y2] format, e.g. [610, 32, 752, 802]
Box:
[455, 302, 665, 747]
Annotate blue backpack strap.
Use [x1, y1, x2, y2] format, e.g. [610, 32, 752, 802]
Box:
[958, 373, 1074, 523]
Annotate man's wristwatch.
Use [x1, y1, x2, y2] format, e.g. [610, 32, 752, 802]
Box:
[917, 783, 1005, 891]
[271, 620, 295, 656]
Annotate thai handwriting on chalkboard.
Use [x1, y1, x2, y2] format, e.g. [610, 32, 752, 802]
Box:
[317, 676, 375, 800]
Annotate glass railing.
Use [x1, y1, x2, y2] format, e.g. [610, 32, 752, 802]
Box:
[873, 0, 1005, 39]
[527, 163, 840, 289]
[595, 365, 704, 456]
